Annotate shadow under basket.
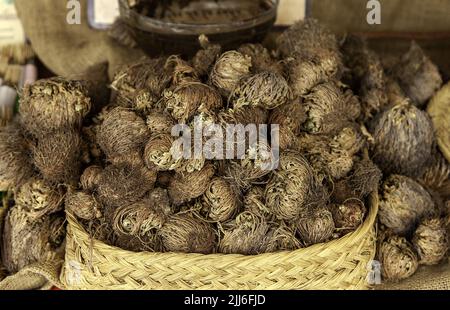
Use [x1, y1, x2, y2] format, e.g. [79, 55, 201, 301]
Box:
[60, 193, 378, 290]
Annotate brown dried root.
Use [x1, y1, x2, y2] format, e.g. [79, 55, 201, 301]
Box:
[80, 165, 103, 191]
[219, 211, 269, 255]
[393, 42, 443, 107]
[265, 151, 315, 220]
[341, 35, 388, 121]
[97, 107, 149, 159]
[330, 199, 366, 236]
[1, 208, 65, 273]
[192, 34, 222, 77]
[147, 187, 172, 216]
[168, 163, 215, 206]
[340, 158, 382, 201]
[159, 213, 216, 254]
[209, 51, 252, 97]
[331, 125, 366, 157]
[412, 217, 449, 265]
[146, 111, 176, 134]
[302, 81, 360, 136]
[166, 55, 200, 85]
[66, 190, 102, 221]
[19, 78, 92, 135]
[378, 235, 419, 282]
[230, 71, 292, 110]
[0, 121, 34, 190]
[295, 205, 335, 246]
[32, 130, 82, 185]
[238, 43, 283, 74]
[264, 223, 302, 252]
[15, 178, 64, 220]
[370, 103, 434, 177]
[111, 57, 172, 108]
[96, 162, 155, 211]
[379, 175, 436, 235]
[269, 100, 306, 150]
[81, 125, 103, 164]
[203, 177, 241, 222]
[164, 82, 222, 122]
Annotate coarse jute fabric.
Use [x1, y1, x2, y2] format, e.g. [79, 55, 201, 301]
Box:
[377, 260, 450, 290]
[60, 193, 378, 290]
[14, 0, 145, 80]
[0, 261, 63, 290]
[0, 195, 63, 290]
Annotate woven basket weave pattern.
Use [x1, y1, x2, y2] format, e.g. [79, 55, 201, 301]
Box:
[60, 193, 378, 290]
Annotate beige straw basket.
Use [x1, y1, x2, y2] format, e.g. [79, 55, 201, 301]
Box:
[60, 192, 378, 290]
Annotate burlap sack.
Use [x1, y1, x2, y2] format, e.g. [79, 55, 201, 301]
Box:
[311, 0, 450, 33]
[14, 0, 145, 80]
[377, 260, 450, 290]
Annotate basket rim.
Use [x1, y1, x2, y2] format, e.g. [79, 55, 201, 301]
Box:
[65, 191, 379, 261]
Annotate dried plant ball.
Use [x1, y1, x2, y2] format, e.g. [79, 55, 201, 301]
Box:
[419, 151, 450, 200]
[370, 103, 434, 177]
[394, 42, 443, 107]
[66, 190, 102, 220]
[164, 82, 222, 123]
[427, 82, 450, 163]
[19, 78, 91, 135]
[296, 206, 335, 246]
[378, 235, 419, 282]
[203, 177, 241, 222]
[32, 130, 82, 185]
[219, 211, 269, 255]
[147, 187, 172, 217]
[218, 106, 268, 127]
[0, 122, 33, 190]
[231, 71, 292, 110]
[379, 175, 436, 235]
[111, 58, 171, 108]
[276, 19, 339, 58]
[1, 208, 65, 273]
[412, 218, 449, 265]
[168, 163, 215, 206]
[166, 55, 200, 86]
[97, 107, 149, 159]
[332, 125, 366, 156]
[97, 162, 155, 210]
[287, 48, 343, 97]
[331, 200, 366, 234]
[209, 51, 252, 97]
[294, 133, 354, 180]
[159, 214, 216, 254]
[113, 199, 167, 240]
[80, 165, 103, 191]
[144, 133, 181, 171]
[192, 34, 222, 76]
[269, 101, 307, 150]
[238, 43, 283, 74]
[346, 158, 383, 200]
[244, 186, 272, 219]
[15, 178, 64, 220]
[265, 151, 315, 220]
[264, 224, 302, 253]
[225, 141, 275, 190]
[146, 112, 176, 134]
[303, 81, 360, 136]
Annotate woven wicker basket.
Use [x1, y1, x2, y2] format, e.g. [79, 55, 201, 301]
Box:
[60, 192, 378, 290]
